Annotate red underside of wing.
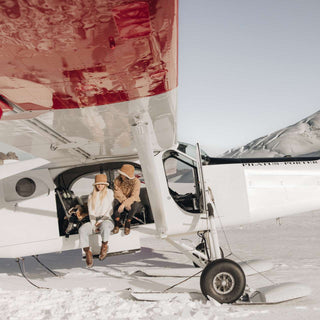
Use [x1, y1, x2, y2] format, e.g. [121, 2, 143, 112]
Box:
[0, 0, 178, 111]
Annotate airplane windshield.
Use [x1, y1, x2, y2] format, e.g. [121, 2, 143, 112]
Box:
[178, 142, 209, 161]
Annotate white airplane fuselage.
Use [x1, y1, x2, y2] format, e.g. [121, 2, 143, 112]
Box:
[1, 148, 320, 259]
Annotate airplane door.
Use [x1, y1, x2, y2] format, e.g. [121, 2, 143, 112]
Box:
[202, 162, 251, 227]
[0, 168, 58, 249]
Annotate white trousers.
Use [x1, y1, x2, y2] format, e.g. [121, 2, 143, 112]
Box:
[79, 220, 114, 248]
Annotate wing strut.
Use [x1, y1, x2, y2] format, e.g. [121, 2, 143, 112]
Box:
[129, 100, 167, 236]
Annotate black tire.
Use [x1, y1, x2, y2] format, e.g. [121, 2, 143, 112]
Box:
[193, 243, 224, 268]
[200, 258, 246, 304]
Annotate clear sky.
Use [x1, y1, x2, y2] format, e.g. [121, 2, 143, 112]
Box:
[178, 0, 320, 155]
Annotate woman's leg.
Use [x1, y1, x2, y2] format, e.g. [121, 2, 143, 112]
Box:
[124, 202, 143, 235]
[112, 199, 122, 220]
[83, 247, 93, 268]
[112, 200, 122, 234]
[79, 222, 93, 267]
[79, 222, 92, 248]
[99, 220, 114, 242]
[126, 201, 143, 220]
[99, 220, 114, 260]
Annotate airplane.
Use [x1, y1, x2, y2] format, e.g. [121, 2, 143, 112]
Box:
[0, 0, 319, 304]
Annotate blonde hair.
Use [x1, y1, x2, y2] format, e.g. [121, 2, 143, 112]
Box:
[89, 185, 108, 211]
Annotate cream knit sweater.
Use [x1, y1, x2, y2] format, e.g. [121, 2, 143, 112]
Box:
[88, 189, 114, 230]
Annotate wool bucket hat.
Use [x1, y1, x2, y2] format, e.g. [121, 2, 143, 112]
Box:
[118, 164, 135, 179]
[93, 174, 109, 186]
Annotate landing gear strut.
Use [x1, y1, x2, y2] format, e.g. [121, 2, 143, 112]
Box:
[193, 241, 224, 268]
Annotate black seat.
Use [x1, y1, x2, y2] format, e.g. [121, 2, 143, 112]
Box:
[55, 188, 80, 236]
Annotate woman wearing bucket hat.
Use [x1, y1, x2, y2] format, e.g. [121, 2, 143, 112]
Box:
[112, 164, 142, 235]
[79, 174, 114, 268]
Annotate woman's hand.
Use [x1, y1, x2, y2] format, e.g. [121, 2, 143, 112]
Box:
[95, 221, 101, 232]
[118, 204, 125, 213]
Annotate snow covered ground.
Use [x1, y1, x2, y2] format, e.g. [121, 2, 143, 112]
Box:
[0, 211, 319, 319]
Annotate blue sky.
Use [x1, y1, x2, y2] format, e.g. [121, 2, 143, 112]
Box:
[178, 0, 320, 155]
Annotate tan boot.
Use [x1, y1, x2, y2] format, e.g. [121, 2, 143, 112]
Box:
[124, 219, 131, 235]
[99, 241, 108, 261]
[112, 219, 121, 234]
[83, 247, 93, 268]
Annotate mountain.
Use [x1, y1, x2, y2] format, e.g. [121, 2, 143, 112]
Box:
[223, 110, 320, 158]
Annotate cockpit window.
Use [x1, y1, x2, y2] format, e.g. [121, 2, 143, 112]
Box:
[178, 142, 209, 162]
[163, 151, 201, 213]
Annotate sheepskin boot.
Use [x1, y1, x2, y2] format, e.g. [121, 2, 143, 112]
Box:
[124, 219, 131, 235]
[112, 219, 121, 234]
[83, 247, 93, 268]
[99, 241, 108, 261]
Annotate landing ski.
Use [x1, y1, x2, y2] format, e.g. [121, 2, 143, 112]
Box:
[130, 282, 311, 304]
[129, 259, 274, 277]
[237, 282, 311, 305]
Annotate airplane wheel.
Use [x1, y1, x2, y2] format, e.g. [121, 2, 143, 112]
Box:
[193, 243, 224, 268]
[200, 259, 246, 304]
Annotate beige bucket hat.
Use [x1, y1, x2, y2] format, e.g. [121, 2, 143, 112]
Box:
[118, 164, 135, 179]
[93, 174, 109, 186]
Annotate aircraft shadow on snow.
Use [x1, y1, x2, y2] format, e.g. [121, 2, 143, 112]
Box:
[0, 246, 192, 282]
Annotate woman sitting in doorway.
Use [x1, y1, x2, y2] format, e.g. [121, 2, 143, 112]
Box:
[112, 164, 142, 235]
[79, 174, 114, 268]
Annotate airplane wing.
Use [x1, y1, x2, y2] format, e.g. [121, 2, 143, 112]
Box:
[0, 0, 178, 167]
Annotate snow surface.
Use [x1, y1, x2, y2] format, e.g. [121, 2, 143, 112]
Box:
[0, 211, 319, 319]
[223, 110, 320, 158]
